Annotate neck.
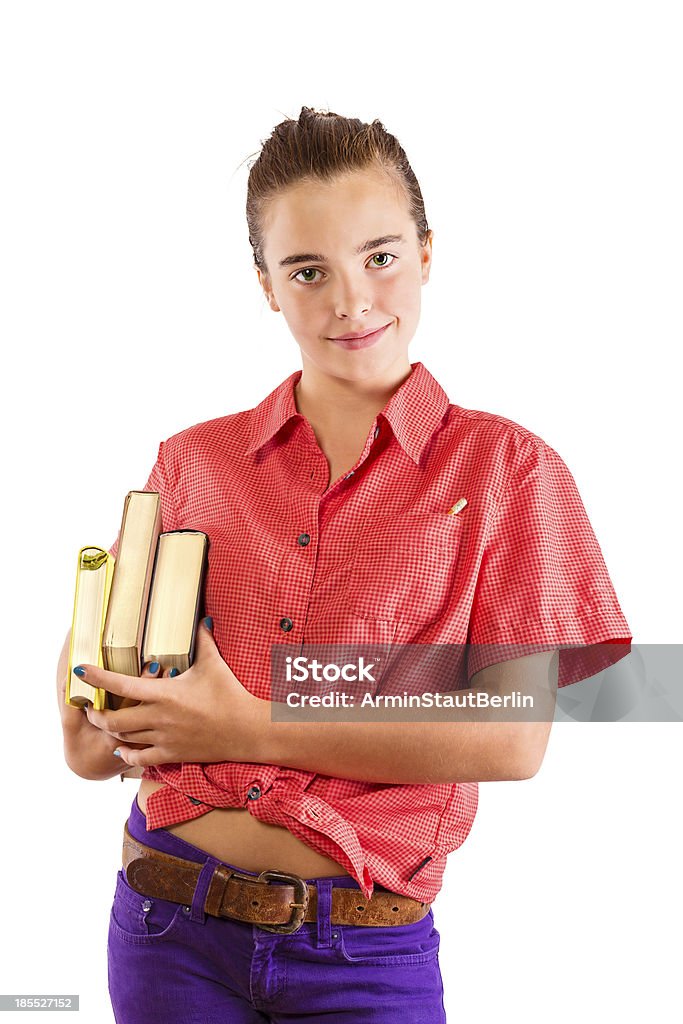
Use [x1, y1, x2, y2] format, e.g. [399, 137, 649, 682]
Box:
[294, 356, 413, 441]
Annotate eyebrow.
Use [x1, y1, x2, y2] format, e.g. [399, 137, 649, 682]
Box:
[278, 234, 406, 268]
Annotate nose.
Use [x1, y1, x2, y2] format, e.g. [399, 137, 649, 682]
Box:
[332, 273, 371, 320]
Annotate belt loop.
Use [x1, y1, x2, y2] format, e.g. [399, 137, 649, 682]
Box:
[315, 879, 332, 947]
[191, 858, 221, 923]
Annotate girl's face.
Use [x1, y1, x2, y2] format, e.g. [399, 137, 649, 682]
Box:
[256, 166, 433, 387]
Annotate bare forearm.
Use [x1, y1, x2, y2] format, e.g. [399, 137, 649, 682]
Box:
[258, 653, 557, 784]
[260, 705, 539, 784]
[62, 725, 129, 781]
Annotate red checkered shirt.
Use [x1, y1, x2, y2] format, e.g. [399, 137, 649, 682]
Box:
[108, 361, 631, 901]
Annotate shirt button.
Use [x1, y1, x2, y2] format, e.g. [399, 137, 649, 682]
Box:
[188, 796, 203, 805]
[374, 425, 380, 439]
[279, 617, 294, 632]
[297, 533, 311, 547]
[247, 784, 262, 800]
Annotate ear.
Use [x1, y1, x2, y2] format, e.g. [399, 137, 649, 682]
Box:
[255, 266, 281, 312]
[420, 230, 433, 285]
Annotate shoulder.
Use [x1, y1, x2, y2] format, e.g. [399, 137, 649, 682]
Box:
[156, 407, 254, 466]
[436, 402, 581, 520]
[443, 400, 554, 471]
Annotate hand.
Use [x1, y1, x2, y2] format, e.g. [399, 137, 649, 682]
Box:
[77, 618, 269, 768]
[56, 628, 150, 778]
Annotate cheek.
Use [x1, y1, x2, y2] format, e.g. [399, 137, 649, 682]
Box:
[277, 292, 317, 332]
[383, 272, 419, 315]
[287, 287, 326, 317]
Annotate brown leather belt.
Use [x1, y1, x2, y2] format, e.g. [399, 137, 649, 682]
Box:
[122, 823, 431, 934]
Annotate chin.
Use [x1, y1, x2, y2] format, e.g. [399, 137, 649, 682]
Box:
[336, 352, 411, 382]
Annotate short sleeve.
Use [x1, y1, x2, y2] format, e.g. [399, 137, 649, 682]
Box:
[467, 438, 632, 687]
[107, 440, 178, 559]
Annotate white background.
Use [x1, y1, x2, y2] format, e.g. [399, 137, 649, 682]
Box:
[1, 2, 681, 1021]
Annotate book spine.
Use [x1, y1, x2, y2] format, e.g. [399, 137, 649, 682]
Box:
[66, 546, 115, 711]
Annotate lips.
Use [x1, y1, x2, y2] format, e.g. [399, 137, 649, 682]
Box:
[328, 323, 391, 350]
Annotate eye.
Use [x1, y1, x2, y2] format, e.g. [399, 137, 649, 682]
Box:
[368, 252, 396, 268]
[293, 267, 321, 285]
[291, 252, 398, 286]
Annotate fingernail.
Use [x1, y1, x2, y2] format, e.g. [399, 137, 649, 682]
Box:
[169, 667, 180, 678]
[113, 749, 121, 758]
[73, 666, 85, 677]
[204, 616, 213, 631]
[149, 661, 160, 674]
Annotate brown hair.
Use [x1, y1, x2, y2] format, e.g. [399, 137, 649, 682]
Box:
[245, 106, 430, 280]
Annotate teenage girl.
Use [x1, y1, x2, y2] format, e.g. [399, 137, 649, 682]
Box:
[57, 106, 631, 1024]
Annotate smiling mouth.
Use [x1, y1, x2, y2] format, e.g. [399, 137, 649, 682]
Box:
[328, 323, 392, 349]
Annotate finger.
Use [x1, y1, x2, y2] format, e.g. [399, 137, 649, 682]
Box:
[141, 660, 163, 677]
[113, 744, 163, 767]
[193, 616, 218, 661]
[139, 660, 166, 697]
[73, 662, 160, 704]
[109, 730, 157, 744]
[81, 663, 160, 724]
[87, 704, 156, 735]
[85, 670, 161, 733]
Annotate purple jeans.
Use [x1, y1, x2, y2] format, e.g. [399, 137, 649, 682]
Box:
[107, 795, 446, 1023]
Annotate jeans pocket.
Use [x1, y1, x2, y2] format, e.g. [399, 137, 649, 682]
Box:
[338, 908, 440, 966]
[109, 869, 187, 945]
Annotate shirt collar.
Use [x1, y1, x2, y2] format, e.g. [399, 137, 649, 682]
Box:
[245, 361, 450, 466]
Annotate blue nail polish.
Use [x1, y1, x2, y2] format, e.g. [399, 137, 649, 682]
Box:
[73, 666, 85, 677]
[113, 749, 121, 758]
[149, 661, 160, 674]
[204, 616, 213, 631]
[169, 667, 180, 678]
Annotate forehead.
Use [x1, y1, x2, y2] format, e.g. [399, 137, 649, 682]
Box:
[262, 168, 412, 251]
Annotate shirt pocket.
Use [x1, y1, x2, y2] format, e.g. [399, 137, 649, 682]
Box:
[344, 513, 464, 625]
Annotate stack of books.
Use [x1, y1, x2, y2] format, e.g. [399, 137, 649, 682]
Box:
[65, 491, 209, 778]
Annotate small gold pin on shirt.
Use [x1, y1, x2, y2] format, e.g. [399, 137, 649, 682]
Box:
[446, 497, 467, 515]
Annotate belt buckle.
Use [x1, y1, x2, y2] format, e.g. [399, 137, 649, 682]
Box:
[255, 869, 309, 934]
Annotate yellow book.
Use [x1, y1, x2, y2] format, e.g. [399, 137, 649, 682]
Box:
[66, 546, 115, 710]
